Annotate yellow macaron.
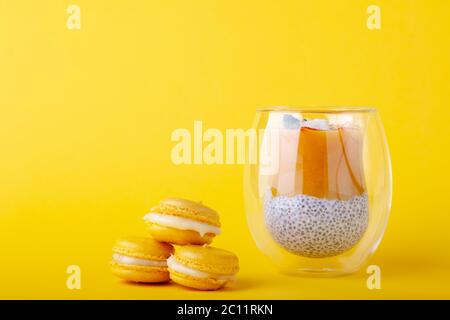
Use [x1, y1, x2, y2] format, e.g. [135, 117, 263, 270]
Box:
[143, 198, 221, 245]
[111, 236, 174, 283]
[167, 245, 239, 290]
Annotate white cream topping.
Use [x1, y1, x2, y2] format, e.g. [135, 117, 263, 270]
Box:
[167, 256, 235, 281]
[143, 213, 221, 236]
[112, 253, 167, 267]
[301, 118, 332, 130]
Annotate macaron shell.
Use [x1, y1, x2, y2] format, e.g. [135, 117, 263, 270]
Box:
[152, 198, 220, 227]
[169, 269, 227, 290]
[112, 236, 174, 260]
[174, 245, 239, 275]
[146, 223, 214, 245]
[111, 261, 170, 283]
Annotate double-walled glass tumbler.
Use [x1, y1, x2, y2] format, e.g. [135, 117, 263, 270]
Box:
[244, 107, 392, 276]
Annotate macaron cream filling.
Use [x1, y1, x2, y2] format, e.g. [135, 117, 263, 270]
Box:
[144, 213, 221, 236]
[167, 256, 235, 281]
[112, 253, 168, 267]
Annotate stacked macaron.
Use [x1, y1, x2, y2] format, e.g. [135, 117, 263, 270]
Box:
[111, 236, 173, 283]
[111, 198, 239, 290]
[144, 198, 221, 245]
[167, 245, 239, 290]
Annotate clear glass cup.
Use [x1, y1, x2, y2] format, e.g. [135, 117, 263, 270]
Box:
[244, 106, 392, 276]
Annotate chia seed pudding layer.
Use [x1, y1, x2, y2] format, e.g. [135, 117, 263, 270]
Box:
[264, 189, 369, 258]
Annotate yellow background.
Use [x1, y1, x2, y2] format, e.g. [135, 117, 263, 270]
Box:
[0, 0, 449, 299]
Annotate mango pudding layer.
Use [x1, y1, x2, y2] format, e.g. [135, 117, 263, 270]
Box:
[261, 114, 369, 258]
